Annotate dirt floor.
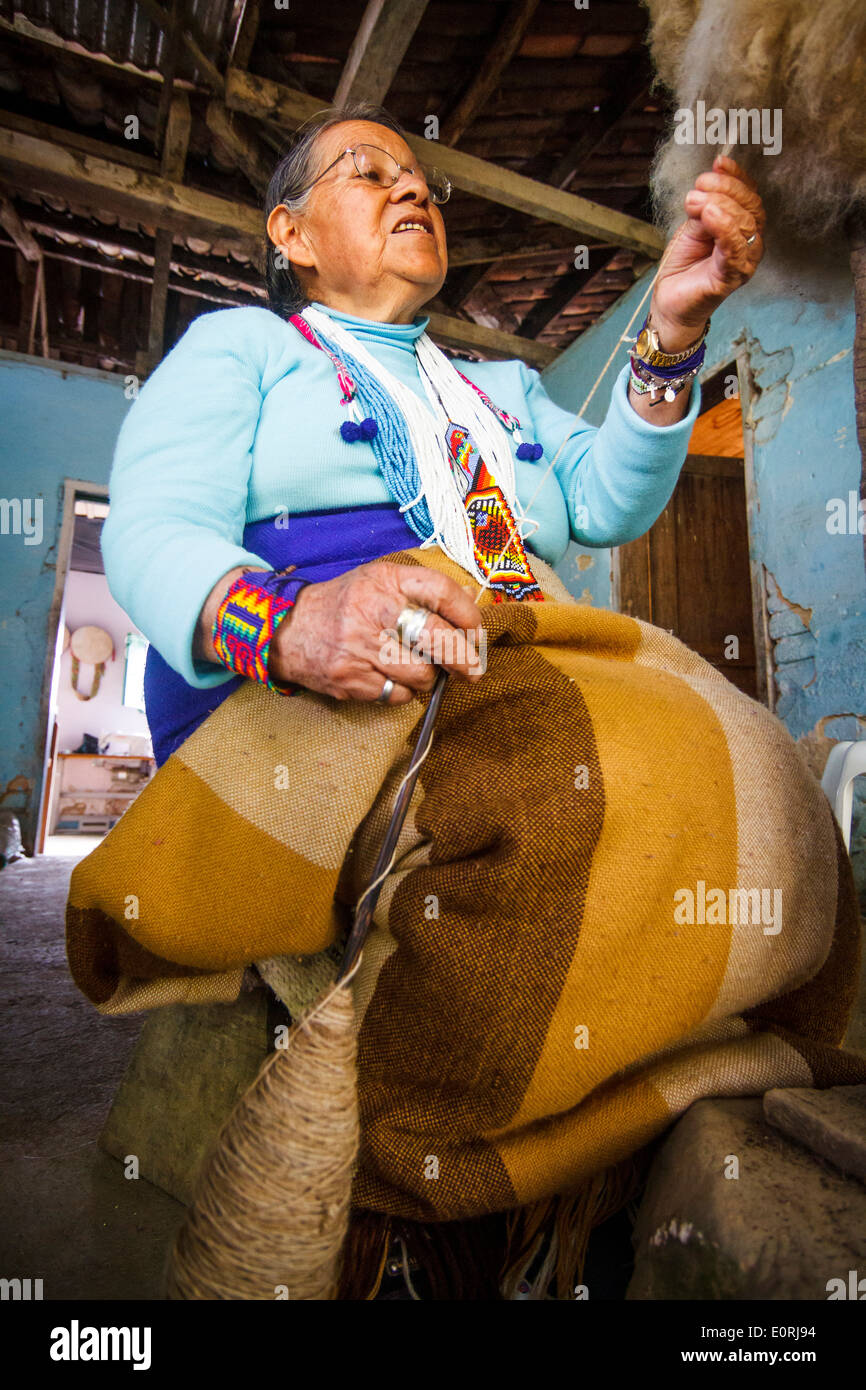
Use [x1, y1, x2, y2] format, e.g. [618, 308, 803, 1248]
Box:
[0, 847, 186, 1301]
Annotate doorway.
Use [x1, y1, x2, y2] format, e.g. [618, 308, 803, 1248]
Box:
[36, 483, 155, 855]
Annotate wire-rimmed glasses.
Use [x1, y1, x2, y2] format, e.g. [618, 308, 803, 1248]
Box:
[288, 144, 452, 206]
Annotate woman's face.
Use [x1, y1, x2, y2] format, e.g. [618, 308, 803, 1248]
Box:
[267, 120, 448, 324]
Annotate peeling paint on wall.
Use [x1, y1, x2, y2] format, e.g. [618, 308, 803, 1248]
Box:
[742, 336, 795, 445]
[0, 352, 128, 854]
[0, 774, 33, 819]
[765, 569, 818, 714]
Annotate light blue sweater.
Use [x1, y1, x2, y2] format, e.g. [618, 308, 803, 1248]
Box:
[101, 301, 701, 688]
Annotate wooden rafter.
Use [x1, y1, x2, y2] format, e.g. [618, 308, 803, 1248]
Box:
[205, 102, 273, 195]
[0, 139, 562, 363]
[0, 126, 262, 258]
[161, 91, 192, 182]
[135, 0, 226, 94]
[0, 110, 586, 272]
[0, 224, 552, 363]
[139, 90, 192, 375]
[1, 191, 49, 356]
[446, 232, 578, 268]
[447, 65, 650, 328]
[228, 1, 260, 73]
[424, 311, 557, 367]
[0, 108, 160, 174]
[145, 0, 273, 197]
[517, 245, 614, 339]
[223, 69, 665, 258]
[0, 195, 41, 263]
[441, 263, 496, 315]
[440, 0, 541, 147]
[549, 83, 653, 192]
[0, 5, 672, 369]
[334, 0, 431, 107]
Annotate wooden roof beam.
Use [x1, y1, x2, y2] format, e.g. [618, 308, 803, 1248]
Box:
[424, 311, 557, 368]
[205, 102, 274, 195]
[446, 232, 580, 267]
[0, 126, 262, 262]
[223, 69, 665, 258]
[440, 0, 541, 147]
[549, 82, 653, 191]
[0, 108, 160, 174]
[140, 91, 192, 375]
[0, 195, 42, 262]
[518, 246, 615, 339]
[228, 0, 261, 72]
[161, 90, 192, 182]
[136, 0, 226, 94]
[334, 0, 431, 106]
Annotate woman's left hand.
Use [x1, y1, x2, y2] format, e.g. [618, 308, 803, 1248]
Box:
[648, 154, 766, 353]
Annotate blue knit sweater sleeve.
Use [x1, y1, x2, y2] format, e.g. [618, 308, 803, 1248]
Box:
[100, 310, 279, 690]
[459, 358, 701, 548]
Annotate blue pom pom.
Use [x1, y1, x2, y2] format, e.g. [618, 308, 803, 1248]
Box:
[340, 420, 361, 442]
[516, 442, 534, 460]
[533, 442, 544, 460]
[359, 416, 378, 440]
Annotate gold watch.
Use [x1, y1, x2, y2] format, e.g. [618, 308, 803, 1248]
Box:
[633, 316, 710, 368]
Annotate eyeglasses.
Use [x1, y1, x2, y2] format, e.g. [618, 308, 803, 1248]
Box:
[288, 144, 452, 206]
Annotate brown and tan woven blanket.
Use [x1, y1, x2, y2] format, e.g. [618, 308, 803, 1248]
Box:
[66, 544, 866, 1226]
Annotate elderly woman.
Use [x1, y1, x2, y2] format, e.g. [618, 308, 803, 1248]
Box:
[102, 102, 764, 754]
[82, 103, 866, 1301]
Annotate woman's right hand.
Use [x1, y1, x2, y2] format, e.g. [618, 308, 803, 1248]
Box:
[267, 560, 486, 703]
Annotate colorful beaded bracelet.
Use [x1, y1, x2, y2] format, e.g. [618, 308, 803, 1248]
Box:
[629, 369, 684, 403]
[629, 366, 695, 405]
[628, 341, 705, 404]
[211, 567, 308, 696]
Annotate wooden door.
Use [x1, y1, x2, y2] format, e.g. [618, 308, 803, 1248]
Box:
[617, 452, 758, 698]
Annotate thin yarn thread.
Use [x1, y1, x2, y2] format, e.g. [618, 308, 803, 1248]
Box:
[469, 271, 659, 606]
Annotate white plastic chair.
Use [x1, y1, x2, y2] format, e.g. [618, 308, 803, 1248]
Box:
[821, 741, 866, 851]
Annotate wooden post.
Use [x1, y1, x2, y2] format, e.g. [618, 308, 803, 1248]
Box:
[2, 192, 49, 357]
[849, 210, 866, 570]
[334, 0, 430, 106]
[136, 91, 191, 378]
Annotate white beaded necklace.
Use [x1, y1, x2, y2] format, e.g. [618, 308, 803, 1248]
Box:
[302, 304, 539, 588]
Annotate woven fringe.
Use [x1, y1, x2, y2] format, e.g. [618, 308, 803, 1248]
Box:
[337, 1148, 653, 1301]
[337, 1206, 507, 1300]
[336, 1208, 393, 1300]
[501, 1148, 654, 1300]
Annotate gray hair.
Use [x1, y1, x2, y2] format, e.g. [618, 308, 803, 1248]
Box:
[264, 102, 408, 319]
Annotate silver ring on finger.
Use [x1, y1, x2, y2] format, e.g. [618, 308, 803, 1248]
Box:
[376, 677, 395, 704]
[395, 604, 430, 651]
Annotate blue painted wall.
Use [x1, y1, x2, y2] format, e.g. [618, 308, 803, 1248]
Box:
[544, 256, 866, 907]
[0, 351, 129, 849]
